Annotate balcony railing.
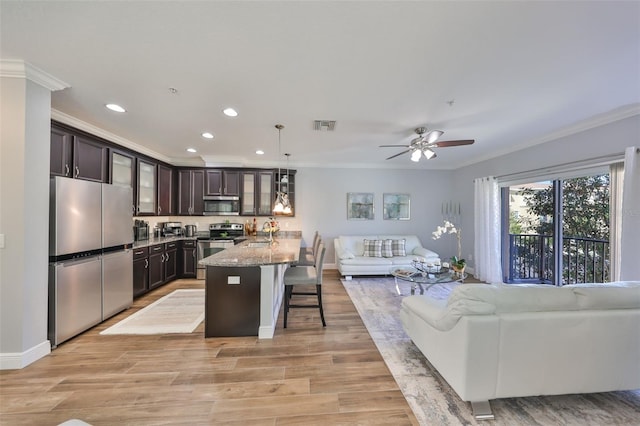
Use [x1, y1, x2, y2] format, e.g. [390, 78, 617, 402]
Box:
[508, 234, 610, 284]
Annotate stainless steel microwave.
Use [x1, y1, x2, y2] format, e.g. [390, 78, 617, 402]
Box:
[203, 196, 240, 215]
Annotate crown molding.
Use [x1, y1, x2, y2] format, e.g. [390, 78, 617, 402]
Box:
[51, 109, 172, 164]
[0, 59, 69, 91]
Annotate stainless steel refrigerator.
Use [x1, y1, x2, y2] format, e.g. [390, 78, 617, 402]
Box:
[48, 177, 133, 347]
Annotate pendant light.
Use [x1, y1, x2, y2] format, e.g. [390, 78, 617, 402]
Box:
[282, 153, 292, 214]
[273, 124, 285, 213]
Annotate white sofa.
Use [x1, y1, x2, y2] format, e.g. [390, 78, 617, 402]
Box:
[334, 235, 440, 279]
[400, 281, 640, 419]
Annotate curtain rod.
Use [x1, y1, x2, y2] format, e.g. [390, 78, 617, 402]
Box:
[496, 152, 625, 181]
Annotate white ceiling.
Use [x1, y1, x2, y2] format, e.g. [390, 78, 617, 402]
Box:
[1, 1, 639, 169]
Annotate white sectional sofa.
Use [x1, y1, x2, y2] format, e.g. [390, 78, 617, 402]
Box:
[334, 235, 440, 279]
[400, 281, 640, 419]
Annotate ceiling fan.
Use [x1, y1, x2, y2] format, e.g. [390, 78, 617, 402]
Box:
[380, 127, 475, 161]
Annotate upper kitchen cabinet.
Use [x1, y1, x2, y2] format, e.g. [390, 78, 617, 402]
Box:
[50, 124, 108, 182]
[157, 164, 174, 216]
[257, 170, 274, 216]
[73, 135, 108, 182]
[240, 171, 257, 215]
[110, 150, 136, 214]
[178, 169, 204, 215]
[274, 170, 295, 216]
[50, 126, 73, 178]
[205, 170, 240, 196]
[136, 159, 156, 215]
[110, 150, 135, 188]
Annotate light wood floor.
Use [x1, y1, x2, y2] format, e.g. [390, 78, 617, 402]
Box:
[0, 270, 419, 425]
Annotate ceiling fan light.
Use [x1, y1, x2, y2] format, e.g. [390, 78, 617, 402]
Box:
[423, 148, 436, 159]
[411, 149, 421, 162]
[426, 130, 443, 143]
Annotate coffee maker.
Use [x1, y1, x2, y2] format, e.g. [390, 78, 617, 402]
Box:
[160, 221, 183, 237]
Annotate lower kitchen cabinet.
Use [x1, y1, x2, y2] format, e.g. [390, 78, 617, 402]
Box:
[181, 240, 197, 278]
[133, 240, 193, 298]
[132, 247, 149, 297]
[148, 243, 165, 289]
[164, 241, 178, 282]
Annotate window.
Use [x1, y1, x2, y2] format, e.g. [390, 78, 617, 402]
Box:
[502, 173, 610, 285]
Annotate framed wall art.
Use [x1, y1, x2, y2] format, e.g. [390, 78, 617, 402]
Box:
[383, 193, 410, 220]
[347, 192, 374, 220]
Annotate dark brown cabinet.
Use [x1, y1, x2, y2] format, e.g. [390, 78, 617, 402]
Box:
[181, 240, 197, 278]
[73, 135, 108, 182]
[50, 126, 73, 178]
[148, 243, 165, 289]
[164, 242, 178, 282]
[157, 164, 174, 216]
[178, 170, 204, 215]
[274, 170, 295, 216]
[206, 170, 240, 196]
[133, 247, 149, 297]
[50, 124, 108, 182]
[136, 159, 156, 215]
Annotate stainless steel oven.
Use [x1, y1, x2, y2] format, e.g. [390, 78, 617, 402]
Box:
[196, 239, 234, 279]
[196, 223, 245, 279]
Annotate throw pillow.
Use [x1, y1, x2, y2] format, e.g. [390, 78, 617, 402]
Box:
[363, 239, 383, 257]
[391, 239, 406, 256]
[381, 239, 394, 258]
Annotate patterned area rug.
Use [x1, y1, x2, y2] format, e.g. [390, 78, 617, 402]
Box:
[342, 277, 640, 426]
[100, 289, 204, 335]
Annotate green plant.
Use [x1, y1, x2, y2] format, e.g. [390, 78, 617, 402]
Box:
[450, 256, 466, 269]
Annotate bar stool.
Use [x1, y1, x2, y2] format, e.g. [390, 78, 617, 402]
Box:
[283, 242, 326, 328]
[296, 231, 320, 266]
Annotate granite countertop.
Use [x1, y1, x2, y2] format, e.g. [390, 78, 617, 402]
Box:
[132, 235, 197, 249]
[199, 236, 301, 267]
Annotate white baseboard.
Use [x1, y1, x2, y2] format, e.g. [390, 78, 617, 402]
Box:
[0, 340, 51, 370]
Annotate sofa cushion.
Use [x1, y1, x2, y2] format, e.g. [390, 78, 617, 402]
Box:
[338, 235, 378, 257]
[448, 283, 580, 313]
[564, 281, 640, 309]
[402, 291, 495, 331]
[340, 256, 394, 266]
[381, 239, 394, 258]
[363, 239, 383, 257]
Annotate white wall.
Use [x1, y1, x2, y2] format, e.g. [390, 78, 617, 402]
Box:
[293, 167, 457, 266]
[452, 114, 640, 271]
[0, 76, 52, 368]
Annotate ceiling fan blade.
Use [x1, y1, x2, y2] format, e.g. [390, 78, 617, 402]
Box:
[432, 139, 475, 148]
[386, 149, 411, 160]
[379, 144, 410, 148]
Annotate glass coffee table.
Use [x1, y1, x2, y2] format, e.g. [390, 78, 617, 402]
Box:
[391, 264, 466, 295]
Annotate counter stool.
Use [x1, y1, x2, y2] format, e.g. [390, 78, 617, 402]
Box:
[283, 243, 326, 328]
[295, 231, 320, 266]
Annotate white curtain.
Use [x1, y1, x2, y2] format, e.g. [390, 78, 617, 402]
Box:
[609, 162, 624, 281]
[474, 176, 502, 283]
[620, 146, 640, 281]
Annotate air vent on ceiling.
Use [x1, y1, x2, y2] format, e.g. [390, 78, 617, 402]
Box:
[313, 120, 336, 131]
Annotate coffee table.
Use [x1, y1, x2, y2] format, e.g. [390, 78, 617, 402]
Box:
[391, 265, 466, 295]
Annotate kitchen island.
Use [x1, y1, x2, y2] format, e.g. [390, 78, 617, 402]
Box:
[199, 236, 301, 339]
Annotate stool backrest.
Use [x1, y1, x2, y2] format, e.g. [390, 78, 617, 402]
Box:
[313, 235, 322, 257]
[314, 243, 326, 284]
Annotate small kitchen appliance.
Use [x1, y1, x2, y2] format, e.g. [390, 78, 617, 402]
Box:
[184, 224, 197, 237]
[133, 220, 149, 241]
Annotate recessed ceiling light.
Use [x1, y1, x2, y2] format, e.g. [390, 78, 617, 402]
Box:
[186, 148, 197, 153]
[256, 150, 264, 155]
[223, 107, 238, 117]
[105, 103, 126, 113]
[201, 132, 214, 139]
